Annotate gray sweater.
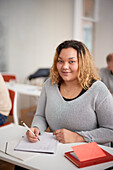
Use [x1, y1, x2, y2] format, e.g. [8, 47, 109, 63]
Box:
[32, 79, 113, 145]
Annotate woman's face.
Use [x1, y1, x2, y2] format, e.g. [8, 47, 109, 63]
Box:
[56, 47, 79, 83]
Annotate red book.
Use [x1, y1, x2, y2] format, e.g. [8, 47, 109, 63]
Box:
[71, 142, 106, 161]
[64, 142, 113, 168]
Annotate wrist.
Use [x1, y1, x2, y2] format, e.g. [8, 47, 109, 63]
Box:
[75, 132, 85, 142]
[78, 135, 85, 142]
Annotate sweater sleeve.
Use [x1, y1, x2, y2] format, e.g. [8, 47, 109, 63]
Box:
[31, 84, 48, 132]
[78, 89, 113, 145]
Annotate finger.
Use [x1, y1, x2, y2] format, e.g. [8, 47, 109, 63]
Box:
[26, 131, 39, 143]
[26, 128, 39, 142]
[34, 128, 40, 137]
[58, 137, 65, 143]
[56, 134, 62, 141]
[28, 136, 38, 143]
[54, 133, 61, 141]
[29, 127, 40, 137]
[26, 129, 35, 138]
[53, 129, 61, 135]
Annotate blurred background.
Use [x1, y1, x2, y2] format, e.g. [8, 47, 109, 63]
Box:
[0, 0, 113, 83]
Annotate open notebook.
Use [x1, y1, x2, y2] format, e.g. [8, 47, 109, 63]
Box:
[15, 132, 59, 154]
[0, 132, 58, 161]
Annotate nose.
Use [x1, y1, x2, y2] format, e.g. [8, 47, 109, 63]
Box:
[62, 62, 69, 70]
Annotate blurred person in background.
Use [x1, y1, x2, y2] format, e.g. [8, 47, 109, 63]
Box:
[0, 73, 11, 125]
[99, 53, 113, 95]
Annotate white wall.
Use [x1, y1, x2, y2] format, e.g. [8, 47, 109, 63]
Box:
[0, 0, 113, 82]
[95, 0, 113, 68]
[0, 0, 73, 82]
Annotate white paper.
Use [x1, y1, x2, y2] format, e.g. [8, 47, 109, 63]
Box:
[15, 132, 58, 154]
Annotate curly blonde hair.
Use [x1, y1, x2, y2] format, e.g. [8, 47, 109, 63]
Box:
[50, 40, 100, 89]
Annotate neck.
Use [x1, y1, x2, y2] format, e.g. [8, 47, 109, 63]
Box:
[60, 80, 82, 99]
[62, 80, 81, 88]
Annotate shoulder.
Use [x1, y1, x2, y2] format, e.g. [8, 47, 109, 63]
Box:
[42, 78, 57, 90]
[90, 80, 110, 97]
[86, 80, 113, 106]
[91, 81, 113, 108]
[40, 78, 58, 97]
[43, 78, 52, 87]
[99, 67, 109, 75]
[99, 67, 107, 71]
[92, 80, 108, 90]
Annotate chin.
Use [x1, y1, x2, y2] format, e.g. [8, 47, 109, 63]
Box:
[62, 78, 72, 82]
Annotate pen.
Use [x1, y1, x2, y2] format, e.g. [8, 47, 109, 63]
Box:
[21, 121, 40, 141]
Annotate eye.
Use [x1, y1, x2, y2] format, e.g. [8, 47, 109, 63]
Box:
[69, 61, 75, 64]
[58, 60, 63, 63]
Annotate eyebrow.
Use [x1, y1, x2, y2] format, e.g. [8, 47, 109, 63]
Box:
[58, 57, 76, 60]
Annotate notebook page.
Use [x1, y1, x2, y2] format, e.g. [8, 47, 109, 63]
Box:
[15, 132, 58, 154]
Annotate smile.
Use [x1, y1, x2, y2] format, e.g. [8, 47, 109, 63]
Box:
[61, 72, 71, 75]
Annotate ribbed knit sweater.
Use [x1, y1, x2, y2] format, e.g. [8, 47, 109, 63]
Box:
[32, 79, 113, 145]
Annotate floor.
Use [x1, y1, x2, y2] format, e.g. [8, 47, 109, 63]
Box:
[0, 161, 15, 170]
[0, 106, 36, 170]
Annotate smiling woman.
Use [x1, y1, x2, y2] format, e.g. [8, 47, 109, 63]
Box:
[26, 40, 113, 147]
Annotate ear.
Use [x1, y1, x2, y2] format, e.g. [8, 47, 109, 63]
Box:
[107, 65, 111, 71]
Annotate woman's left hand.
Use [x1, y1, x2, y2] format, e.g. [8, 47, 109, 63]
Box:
[53, 129, 85, 143]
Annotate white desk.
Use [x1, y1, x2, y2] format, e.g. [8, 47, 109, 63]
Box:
[6, 82, 41, 96]
[6, 82, 41, 125]
[0, 124, 113, 170]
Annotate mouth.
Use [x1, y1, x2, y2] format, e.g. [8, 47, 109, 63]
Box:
[61, 71, 71, 75]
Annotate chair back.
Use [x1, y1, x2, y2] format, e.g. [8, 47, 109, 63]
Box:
[8, 89, 15, 115]
[2, 74, 17, 82]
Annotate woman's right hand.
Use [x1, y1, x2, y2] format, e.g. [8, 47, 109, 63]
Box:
[26, 127, 40, 143]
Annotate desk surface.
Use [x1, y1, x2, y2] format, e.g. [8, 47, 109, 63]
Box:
[0, 124, 113, 170]
[6, 82, 41, 96]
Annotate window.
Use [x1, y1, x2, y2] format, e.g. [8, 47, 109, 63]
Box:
[82, 21, 94, 53]
[83, 0, 95, 18]
[82, 0, 98, 54]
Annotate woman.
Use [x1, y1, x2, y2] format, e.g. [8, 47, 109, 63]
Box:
[26, 40, 113, 146]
